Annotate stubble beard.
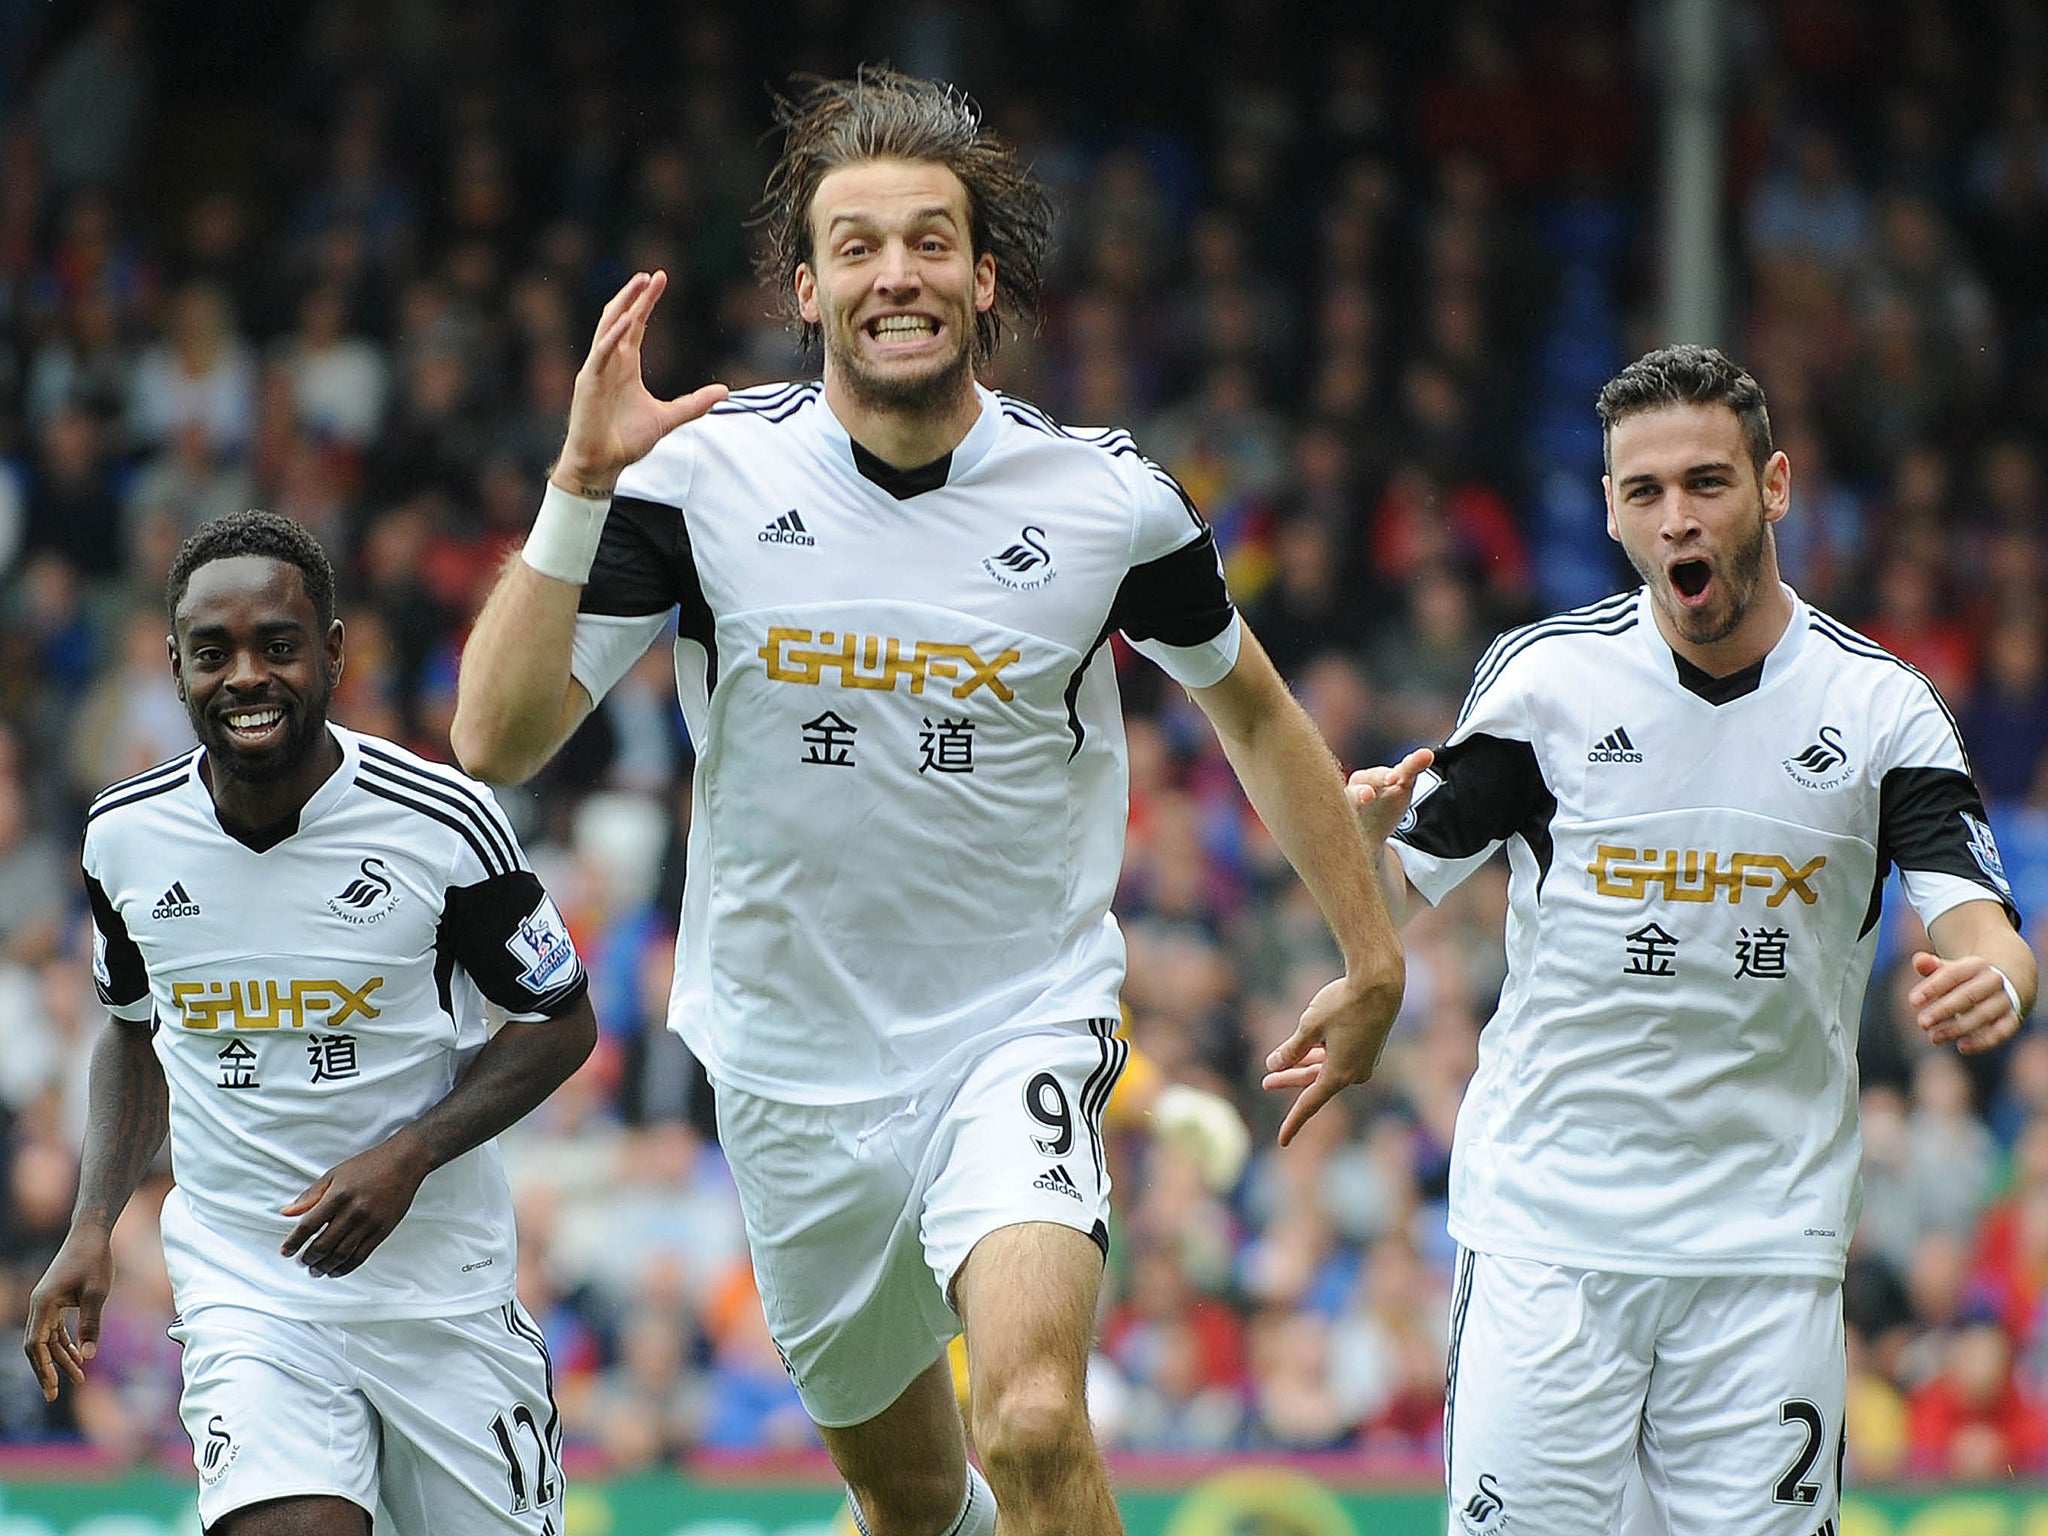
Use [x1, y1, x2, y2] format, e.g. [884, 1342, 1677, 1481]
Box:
[1629, 495, 1772, 648]
[827, 314, 977, 417]
[192, 681, 332, 786]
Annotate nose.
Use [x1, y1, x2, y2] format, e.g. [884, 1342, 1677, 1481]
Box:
[223, 647, 270, 691]
[1659, 492, 1704, 543]
[873, 237, 920, 294]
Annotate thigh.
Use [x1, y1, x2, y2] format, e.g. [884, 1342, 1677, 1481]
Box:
[715, 1082, 957, 1429]
[172, 1308, 377, 1533]
[920, 1021, 1125, 1308]
[1640, 1275, 1845, 1536]
[352, 1302, 566, 1536]
[1443, 1251, 1656, 1536]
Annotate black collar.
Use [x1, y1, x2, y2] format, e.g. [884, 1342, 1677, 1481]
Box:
[851, 439, 952, 500]
[1673, 650, 1766, 705]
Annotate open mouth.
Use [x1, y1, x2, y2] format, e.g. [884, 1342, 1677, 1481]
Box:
[1670, 560, 1712, 601]
[219, 705, 287, 746]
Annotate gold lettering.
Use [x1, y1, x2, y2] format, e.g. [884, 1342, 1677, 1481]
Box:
[173, 977, 384, 1031]
[758, 628, 1019, 701]
[1588, 847, 1827, 907]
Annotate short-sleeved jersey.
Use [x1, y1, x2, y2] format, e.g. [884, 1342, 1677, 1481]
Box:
[569, 382, 1238, 1103]
[1392, 587, 2019, 1281]
[83, 726, 588, 1321]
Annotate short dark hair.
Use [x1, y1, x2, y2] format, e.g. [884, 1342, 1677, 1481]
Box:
[166, 509, 336, 630]
[1596, 345, 1774, 479]
[754, 65, 1054, 366]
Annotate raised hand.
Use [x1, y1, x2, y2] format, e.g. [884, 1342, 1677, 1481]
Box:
[1346, 747, 1435, 850]
[553, 271, 728, 497]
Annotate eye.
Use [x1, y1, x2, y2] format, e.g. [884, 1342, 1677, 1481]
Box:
[267, 641, 297, 658]
[919, 237, 948, 253]
[839, 239, 871, 259]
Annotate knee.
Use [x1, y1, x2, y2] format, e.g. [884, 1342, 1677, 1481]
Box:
[847, 1466, 963, 1536]
[974, 1368, 1092, 1486]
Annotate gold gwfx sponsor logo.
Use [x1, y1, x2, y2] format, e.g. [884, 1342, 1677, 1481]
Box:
[758, 628, 1020, 701]
[171, 977, 385, 1030]
[1588, 846, 1825, 906]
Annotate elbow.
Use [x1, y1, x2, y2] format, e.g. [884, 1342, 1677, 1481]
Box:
[450, 711, 533, 786]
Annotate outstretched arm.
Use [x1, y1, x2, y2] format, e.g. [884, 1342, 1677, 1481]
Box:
[280, 993, 598, 1277]
[1188, 622, 1405, 1146]
[23, 1016, 167, 1400]
[1916, 900, 2038, 1057]
[452, 270, 725, 783]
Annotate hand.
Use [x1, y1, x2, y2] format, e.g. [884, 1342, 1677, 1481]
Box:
[1346, 748, 1435, 849]
[1911, 951, 2023, 1056]
[280, 1130, 434, 1278]
[553, 271, 728, 496]
[23, 1226, 114, 1402]
[1260, 962, 1404, 1147]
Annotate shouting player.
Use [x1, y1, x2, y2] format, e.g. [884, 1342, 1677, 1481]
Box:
[1342, 345, 2036, 1534]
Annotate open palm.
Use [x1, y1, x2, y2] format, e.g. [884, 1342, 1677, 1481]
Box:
[555, 271, 727, 494]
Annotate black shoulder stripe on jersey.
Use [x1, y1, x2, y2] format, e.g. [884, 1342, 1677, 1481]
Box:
[1809, 613, 1970, 767]
[441, 869, 588, 1016]
[709, 381, 821, 422]
[1457, 596, 1639, 728]
[90, 747, 202, 810]
[1110, 527, 1235, 649]
[1863, 763, 2021, 938]
[84, 873, 148, 1009]
[358, 744, 519, 873]
[1396, 732, 1553, 867]
[578, 496, 716, 674]
[357, 772, 510, 878]
[86, 769, 193, 824]
[997, 395, 1205, 526]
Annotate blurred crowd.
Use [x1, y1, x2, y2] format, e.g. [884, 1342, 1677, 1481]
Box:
[0, 0, 2046, 1481]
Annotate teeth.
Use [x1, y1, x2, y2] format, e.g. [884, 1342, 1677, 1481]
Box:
[226, 709, 283, 730]
[872, 316, 934, 336]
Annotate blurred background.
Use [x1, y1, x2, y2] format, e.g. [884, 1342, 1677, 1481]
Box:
[1, 0, 2047, 1527]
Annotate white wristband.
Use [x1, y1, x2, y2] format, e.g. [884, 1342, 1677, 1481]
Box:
[1990, 965, 2027, 1022]
[520, 482, 612, 585]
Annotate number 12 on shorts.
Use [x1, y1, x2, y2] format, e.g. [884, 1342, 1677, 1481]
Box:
[1772, 1398, 1844, 1509]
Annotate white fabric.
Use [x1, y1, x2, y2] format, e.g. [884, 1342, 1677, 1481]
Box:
[1443, 1250, 1844, 1536]
[83, 727, 577, 1320]
[716, 1023, 1125, 1427]
[1393, 588, 2010, 1280]
[173, 1300, 561, 1533]
[574, 383, 1235, 1104]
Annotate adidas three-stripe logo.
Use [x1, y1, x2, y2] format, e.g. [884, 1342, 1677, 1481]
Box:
[1033, 1164, 1083, 1201]
[151, 881, 201, 919]
[1588, 726, 1643, 764]
[758, 509, 815, 547]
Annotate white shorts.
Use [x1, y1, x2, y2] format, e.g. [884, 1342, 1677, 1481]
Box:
[1443, 1250, 1845, 1536]
[172, 1300, 563, 1534]
[716, 1020, 1126, 1429]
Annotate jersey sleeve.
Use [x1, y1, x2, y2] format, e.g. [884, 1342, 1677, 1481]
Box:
[1875, 682, 2022, 931]
[570, 433, 709, 705]
[439, 871, 589, 1021]
[82, 866, 151, 1022]
[1112, 458, 1240, 688]
[1390, 648, 1551, 906]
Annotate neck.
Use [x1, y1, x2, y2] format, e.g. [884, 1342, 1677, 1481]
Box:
[822, 369, 982, 469]
[1652, 579, 1796, 678]
[203, 726, 342, 836]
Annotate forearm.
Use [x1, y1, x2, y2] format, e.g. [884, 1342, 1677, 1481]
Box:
[396, 1001, 598, 1174]
[1932, 905, 2039, 1014]
[70, 1020, 168, 1233]
[1214, 693, 1400, 975]
[450, 553, 588, 784]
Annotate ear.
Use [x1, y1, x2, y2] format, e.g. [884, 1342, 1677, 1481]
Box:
[167, 632, 185, 698]
[973, 250, 996, 314]
[795, 263, 821, 326]
[1602, 475, 1620, 544]
[327, 618, 346, 686]
[1760, 450, 1792, 525]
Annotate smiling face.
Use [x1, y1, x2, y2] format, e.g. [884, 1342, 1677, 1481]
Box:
[794, 157, 996, 416]
[171, 555, 342, 786]
[1605, 401, 1793, 668]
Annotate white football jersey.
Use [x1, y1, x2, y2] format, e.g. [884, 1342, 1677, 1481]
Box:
[83, 726, 588, 1321]
[569, 382, 1239, 1103]
[1392, 587, 2019, 1280]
